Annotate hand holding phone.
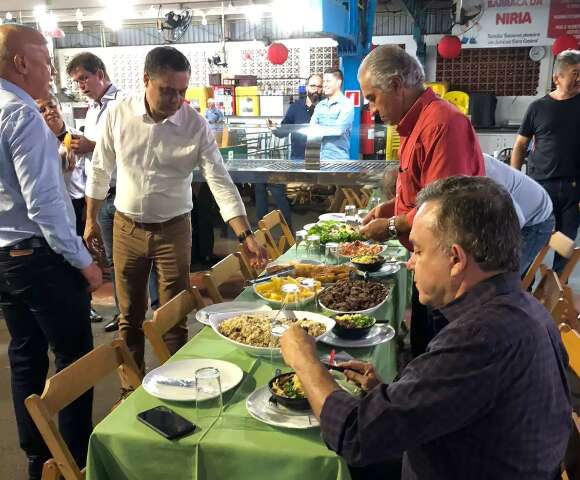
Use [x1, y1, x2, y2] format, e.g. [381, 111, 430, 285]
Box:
[137, 406, 196, 440]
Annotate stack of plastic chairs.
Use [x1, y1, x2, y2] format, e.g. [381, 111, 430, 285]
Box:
[386, 124, 400, 161]
[444, 91, 470, 115]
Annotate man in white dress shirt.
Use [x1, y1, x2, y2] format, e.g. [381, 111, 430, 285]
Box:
[84, 46, 265, 373]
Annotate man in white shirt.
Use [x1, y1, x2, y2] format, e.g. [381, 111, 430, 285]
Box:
[67, 52, 160, 332]
[85, 46, 265, 373]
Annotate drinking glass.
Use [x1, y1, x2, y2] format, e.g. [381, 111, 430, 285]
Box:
[344, 205, 357, 226]
[306, 234, 321, 261]
[368, 196, 382, 211]
[299, 278, 319, 311]
[295, 229, 308, 257]
[195, 367, 223, 420]
[324, 242, 339, 265]
[356, 208, 369, 225]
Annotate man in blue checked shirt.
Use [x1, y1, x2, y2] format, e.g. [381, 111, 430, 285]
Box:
[281, 176, 571, 480]
[310, 69, 354, 160]
[0, 25, 102, 480]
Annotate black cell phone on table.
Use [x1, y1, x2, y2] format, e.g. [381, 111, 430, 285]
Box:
[137, 406, 196, 440]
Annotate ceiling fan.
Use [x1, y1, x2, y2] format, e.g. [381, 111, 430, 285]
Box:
[157, 8, 192, 44]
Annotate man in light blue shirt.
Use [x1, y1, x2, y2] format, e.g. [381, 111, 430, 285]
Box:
[484, 154, 554, 275]
[310, 69, 354, 159]
[204, 97, 224, 128]
[0, 25, 101, 480]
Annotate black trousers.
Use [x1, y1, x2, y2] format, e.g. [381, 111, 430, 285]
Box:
[537, 178, 580, 274]
[0, 242, 93, 480]
[191, 183, 216, 260]
[71, 197, 85, 237]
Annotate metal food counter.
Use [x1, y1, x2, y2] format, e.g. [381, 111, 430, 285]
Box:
[193, 159, 395, 185]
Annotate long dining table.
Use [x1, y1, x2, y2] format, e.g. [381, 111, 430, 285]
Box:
[85, 240, 411, 480]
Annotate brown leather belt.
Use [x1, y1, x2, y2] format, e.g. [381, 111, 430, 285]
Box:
[116, 212, 189, 231]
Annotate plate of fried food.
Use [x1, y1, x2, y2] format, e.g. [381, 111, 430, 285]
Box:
[253, 276, 322, 306]
[264, 262, 354, 285]
[338, 240, 386, 259]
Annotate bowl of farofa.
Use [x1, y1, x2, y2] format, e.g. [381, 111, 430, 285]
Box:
[209, 311, 334, 357]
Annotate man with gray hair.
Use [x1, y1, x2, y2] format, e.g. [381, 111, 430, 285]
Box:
[280, 176, 571, 480]
[511, 49, 580, 274]
[359, 45, 484, 356]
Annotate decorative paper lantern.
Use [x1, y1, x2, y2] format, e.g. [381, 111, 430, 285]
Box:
[552, 34, 578, 56]
[437, 35, 462, 59]
[267, 43, 288, 65]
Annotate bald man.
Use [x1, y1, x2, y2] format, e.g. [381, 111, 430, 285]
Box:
[0, 25, 101, 479]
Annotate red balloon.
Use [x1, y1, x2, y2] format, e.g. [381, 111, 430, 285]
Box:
[437, 35, 462, 59]
[552, 34, 578, 56]
[267, 43, 288, 65]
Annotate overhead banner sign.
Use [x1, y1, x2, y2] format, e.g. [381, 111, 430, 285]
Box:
[548, 0, 580, 41]
[453, 0, 551, 48]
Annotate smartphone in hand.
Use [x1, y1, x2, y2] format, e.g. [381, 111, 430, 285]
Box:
[137, 406, 196, 440]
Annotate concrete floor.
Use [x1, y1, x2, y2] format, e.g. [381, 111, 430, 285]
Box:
[1, 203, 578, 479]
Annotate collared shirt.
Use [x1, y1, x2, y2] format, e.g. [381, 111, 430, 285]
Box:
[321, 272, 571, 479]
[396, 88, 484, 248]
[204, 106, 224, 129]
[0, 79, 92, 269]
[86, 94, 246, 223]
[83, 83, 123, 188]
[310, 93, 354, 159]
[484, 154, 553, 227]
[272, 98, 315, 160]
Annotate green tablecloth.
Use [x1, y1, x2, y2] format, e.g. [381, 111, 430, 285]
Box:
[86, 243, 410, 480]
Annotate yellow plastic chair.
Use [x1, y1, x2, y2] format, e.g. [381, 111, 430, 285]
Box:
[386, 125, 400, 161]
[425, 82, 448, 98]
[443, 91, 469, 115]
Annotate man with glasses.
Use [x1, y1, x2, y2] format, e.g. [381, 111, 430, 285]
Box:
[261, 73, 323, 227]
[66, 52, 159, 331]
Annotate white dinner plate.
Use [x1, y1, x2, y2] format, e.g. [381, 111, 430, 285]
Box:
[321, 324, 396, 348]
[195, 301, 272, 325]
[318, 212, 346, 222]
[143, 359, 244, 401]
[246, 386, 319, 429]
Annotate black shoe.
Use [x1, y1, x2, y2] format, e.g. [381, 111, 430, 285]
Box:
[90, 308, 103, 323]
[201, 254, 225, 267]
[104, 315, 119, 332]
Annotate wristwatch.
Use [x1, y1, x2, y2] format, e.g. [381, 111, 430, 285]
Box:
[386, 216, 398, 240]
[236, 229, 253, 243]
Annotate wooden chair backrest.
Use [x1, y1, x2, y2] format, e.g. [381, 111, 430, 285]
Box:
[559, 323, 580, 377]
[523, 232, 575, 290]
[202, 252, 252, 303]
[25, 340, 142, 480]
[143, 288, 205, 363]
[533, 269, 565, 314]
[238, 229, 280, 279]
[258, 210, 295, 254]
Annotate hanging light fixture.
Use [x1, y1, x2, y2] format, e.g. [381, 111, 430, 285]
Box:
[76, 9, 84, 32]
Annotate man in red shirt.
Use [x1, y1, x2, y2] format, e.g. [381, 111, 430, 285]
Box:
[360, 45, 484, 356]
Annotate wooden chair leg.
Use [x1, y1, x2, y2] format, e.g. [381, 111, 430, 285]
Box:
[41, 459, 60, 480]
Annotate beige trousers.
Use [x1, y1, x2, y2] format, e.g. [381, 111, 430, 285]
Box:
[113, 212, 192, 373]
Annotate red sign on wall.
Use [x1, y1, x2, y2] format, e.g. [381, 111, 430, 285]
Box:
[345, 90, 361, 108]
[548, 0, 580, 41]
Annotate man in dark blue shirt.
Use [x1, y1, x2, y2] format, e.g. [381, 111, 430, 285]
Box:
[255, 74, 323, 228]
[281, 176, 571, 480]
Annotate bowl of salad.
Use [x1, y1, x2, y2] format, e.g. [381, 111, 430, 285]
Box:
[306, 220, 363, 244]
[351, 255, 386, 272]
[332, 313, 377, 339]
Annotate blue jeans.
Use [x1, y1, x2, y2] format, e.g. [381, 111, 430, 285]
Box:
[255, 184, 293, 230]
[520, 216, 555, 276]
[99, 194, 160, 312]
[0, 244, 93, 479]
[537, 179, 580, 274]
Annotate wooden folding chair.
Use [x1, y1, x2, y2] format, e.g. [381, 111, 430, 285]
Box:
[143, 288, 205, 364]
[533, 269, 567, 317]
[202, 252, 252, 303]
[25, 340, 142, 480]
[258, 209, 295, 254]
[523, 232, 578, 290]
[238, 229, 280, 279]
